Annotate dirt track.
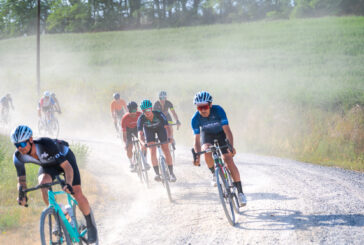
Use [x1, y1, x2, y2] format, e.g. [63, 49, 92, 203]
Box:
[83, 140, 364, 245]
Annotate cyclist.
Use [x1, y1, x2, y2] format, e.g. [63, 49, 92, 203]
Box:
[10, 125, 98, 243]
[1, 93, 14, 121]
[121, 101, 149, 171]
[191, 91, 247, 207]
[153, 91, 181, 148]
[51, 92, 62, 113]
[111, 92, 127, 135]
[137, 100, 176, 182]
[38, 91, 56, 119]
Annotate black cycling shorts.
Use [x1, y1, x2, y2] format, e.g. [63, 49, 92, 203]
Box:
[144, 126, 168, 143]
[126, 127, 138, 145]
[201, 131, 229, 154]
[38, 149, 81, 186]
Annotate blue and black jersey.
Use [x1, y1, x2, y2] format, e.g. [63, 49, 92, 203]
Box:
[13, 137, 69, 177]
[191, 105, 229, 135]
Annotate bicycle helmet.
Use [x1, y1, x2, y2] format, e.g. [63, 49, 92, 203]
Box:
[194, 91, 213, 105]
[113, 93, 120, 100]
[10, 125, 33, 143]
[159, 91, 167, 100]
[140, 100, 152, 110]
[127, 101, 138, 112]
[43, 91, 51, 98]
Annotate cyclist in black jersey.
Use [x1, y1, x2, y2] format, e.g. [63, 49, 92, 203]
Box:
[154, 91, 181, 147]
[137, 100, 176, 182]
[10, 125, 98, 243]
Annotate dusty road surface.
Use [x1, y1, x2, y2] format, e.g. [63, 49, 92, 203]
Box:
[81, 140, 364, 244]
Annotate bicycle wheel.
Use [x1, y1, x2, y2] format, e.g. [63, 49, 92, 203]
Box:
[216, 168, 236, 226]
[40, 207, 72, 245]
[38, 119, 46, 136]
[135, 152, 143, 183]
[159, 157, 172, 202]
[226, 169, 241, 214]
[72, 204, 88, 245]
[140, 152, 150, 188]
[169, 143, 175, 165]
[51, 118, 60, 138]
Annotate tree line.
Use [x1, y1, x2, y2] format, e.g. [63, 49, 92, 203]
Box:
[1, 0, 364, 38]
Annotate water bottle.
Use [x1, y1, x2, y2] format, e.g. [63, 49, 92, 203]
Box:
[60, 204, 75, 228]
[65, 204, 76, 228]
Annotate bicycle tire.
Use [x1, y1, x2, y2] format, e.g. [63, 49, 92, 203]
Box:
[225, 169, 241, 214]
[52, 118, 60, 138]
[160, 157, 172, 202]
[38, 119, 46, 136]
[40, 207, 72, 245]
[216, 168, 236, 226]
[135, 152, 143, 182]
[169, 143, 175, 165]
[140, 152, 150, 188]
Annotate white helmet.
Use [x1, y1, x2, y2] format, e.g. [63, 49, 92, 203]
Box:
[10, 125, 33, 143]
[194, 91, 213, 105]
[43, 91, 51, 98]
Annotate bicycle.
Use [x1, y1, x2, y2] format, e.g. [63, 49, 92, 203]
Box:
[131, 134, 150, 188]
[146, 139, 173, 202]
[168, 123, 179, 164]
[20, 176, 97, 244]
[38, 109, 60, 137]
[192, 139, 241, 226]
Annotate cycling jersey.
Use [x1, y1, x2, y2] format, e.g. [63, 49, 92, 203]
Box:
[111, 99, 127, 118]
[121, 112, 142, 131]
[191, 105, 229, 135]
[13, 138, 81, 185]
[153, 100, 174, 122]
[39, 97, 55, 108]
[137, 111, 168, 143]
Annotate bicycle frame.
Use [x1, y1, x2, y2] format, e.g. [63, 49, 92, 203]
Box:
[47, 189, 86, 243]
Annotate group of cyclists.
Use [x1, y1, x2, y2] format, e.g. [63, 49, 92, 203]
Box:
[8, 89, 246, 243]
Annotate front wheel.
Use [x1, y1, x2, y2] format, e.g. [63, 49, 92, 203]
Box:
[140, 152, 150, 188]
[40, 207, 72, 245]
[216, 168, 236, 226]
[159, 157, 172, 202]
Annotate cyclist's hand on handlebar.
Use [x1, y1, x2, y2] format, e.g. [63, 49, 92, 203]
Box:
[63, 183, 74, 195]
[229, 147, 237, 157]
[17, 196, 28, 206]
[193, 156, 201, 166]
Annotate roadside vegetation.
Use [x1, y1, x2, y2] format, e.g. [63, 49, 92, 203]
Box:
[0, 16, 363, 170]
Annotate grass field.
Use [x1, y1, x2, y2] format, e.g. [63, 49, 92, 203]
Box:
[0, 16, 363, 170]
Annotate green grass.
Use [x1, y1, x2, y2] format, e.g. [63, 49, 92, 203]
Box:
[0, 16, 363, 170]
[0, 134, 90, 232]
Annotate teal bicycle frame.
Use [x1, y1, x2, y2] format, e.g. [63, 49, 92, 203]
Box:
[48, 189, 87, 243]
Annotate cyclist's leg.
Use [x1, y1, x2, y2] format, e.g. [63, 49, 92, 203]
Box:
[144, 129, 159, 174]
[37, 170, 53, 206]
[126, 129, 134, 160]
[158, 127, 172, 165]
[201, 131, 215, 171]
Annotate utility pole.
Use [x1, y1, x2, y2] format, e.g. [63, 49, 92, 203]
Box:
[37, 0, 41, 96]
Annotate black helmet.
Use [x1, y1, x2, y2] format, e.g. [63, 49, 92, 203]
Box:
[127, 101, 138, 112]
[113, 93, 120, 100]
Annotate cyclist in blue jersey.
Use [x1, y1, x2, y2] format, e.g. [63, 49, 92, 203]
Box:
[191, 91, 247, 207]
[137, 100, 177, 182]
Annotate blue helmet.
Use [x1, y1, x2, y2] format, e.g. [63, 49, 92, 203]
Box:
[194, 91, 212, 105]
[10, 125, 33, 143]
[140, 100, 152, 110]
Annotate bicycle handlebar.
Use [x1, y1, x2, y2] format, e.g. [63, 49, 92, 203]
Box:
[191, 139, 233, 164]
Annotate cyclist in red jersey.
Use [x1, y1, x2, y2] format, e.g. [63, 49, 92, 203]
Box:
[121, 101, 149, 171]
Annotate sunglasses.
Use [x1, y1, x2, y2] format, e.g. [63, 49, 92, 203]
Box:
[15, 141, 28, 148]
[143, 108, 152, 113]
[197, 104, 210, 111]
[130, 109, 137, 113]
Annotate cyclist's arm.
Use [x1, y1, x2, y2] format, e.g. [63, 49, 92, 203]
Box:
[222, 125, 236, 156]
[60, 160, 74, 188]
[193, 134, 201, 165]
[170, 108, 180, 123]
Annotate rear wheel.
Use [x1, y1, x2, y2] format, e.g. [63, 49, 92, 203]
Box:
[40, 207, 72, 245]
[216, 168, 236, 226]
